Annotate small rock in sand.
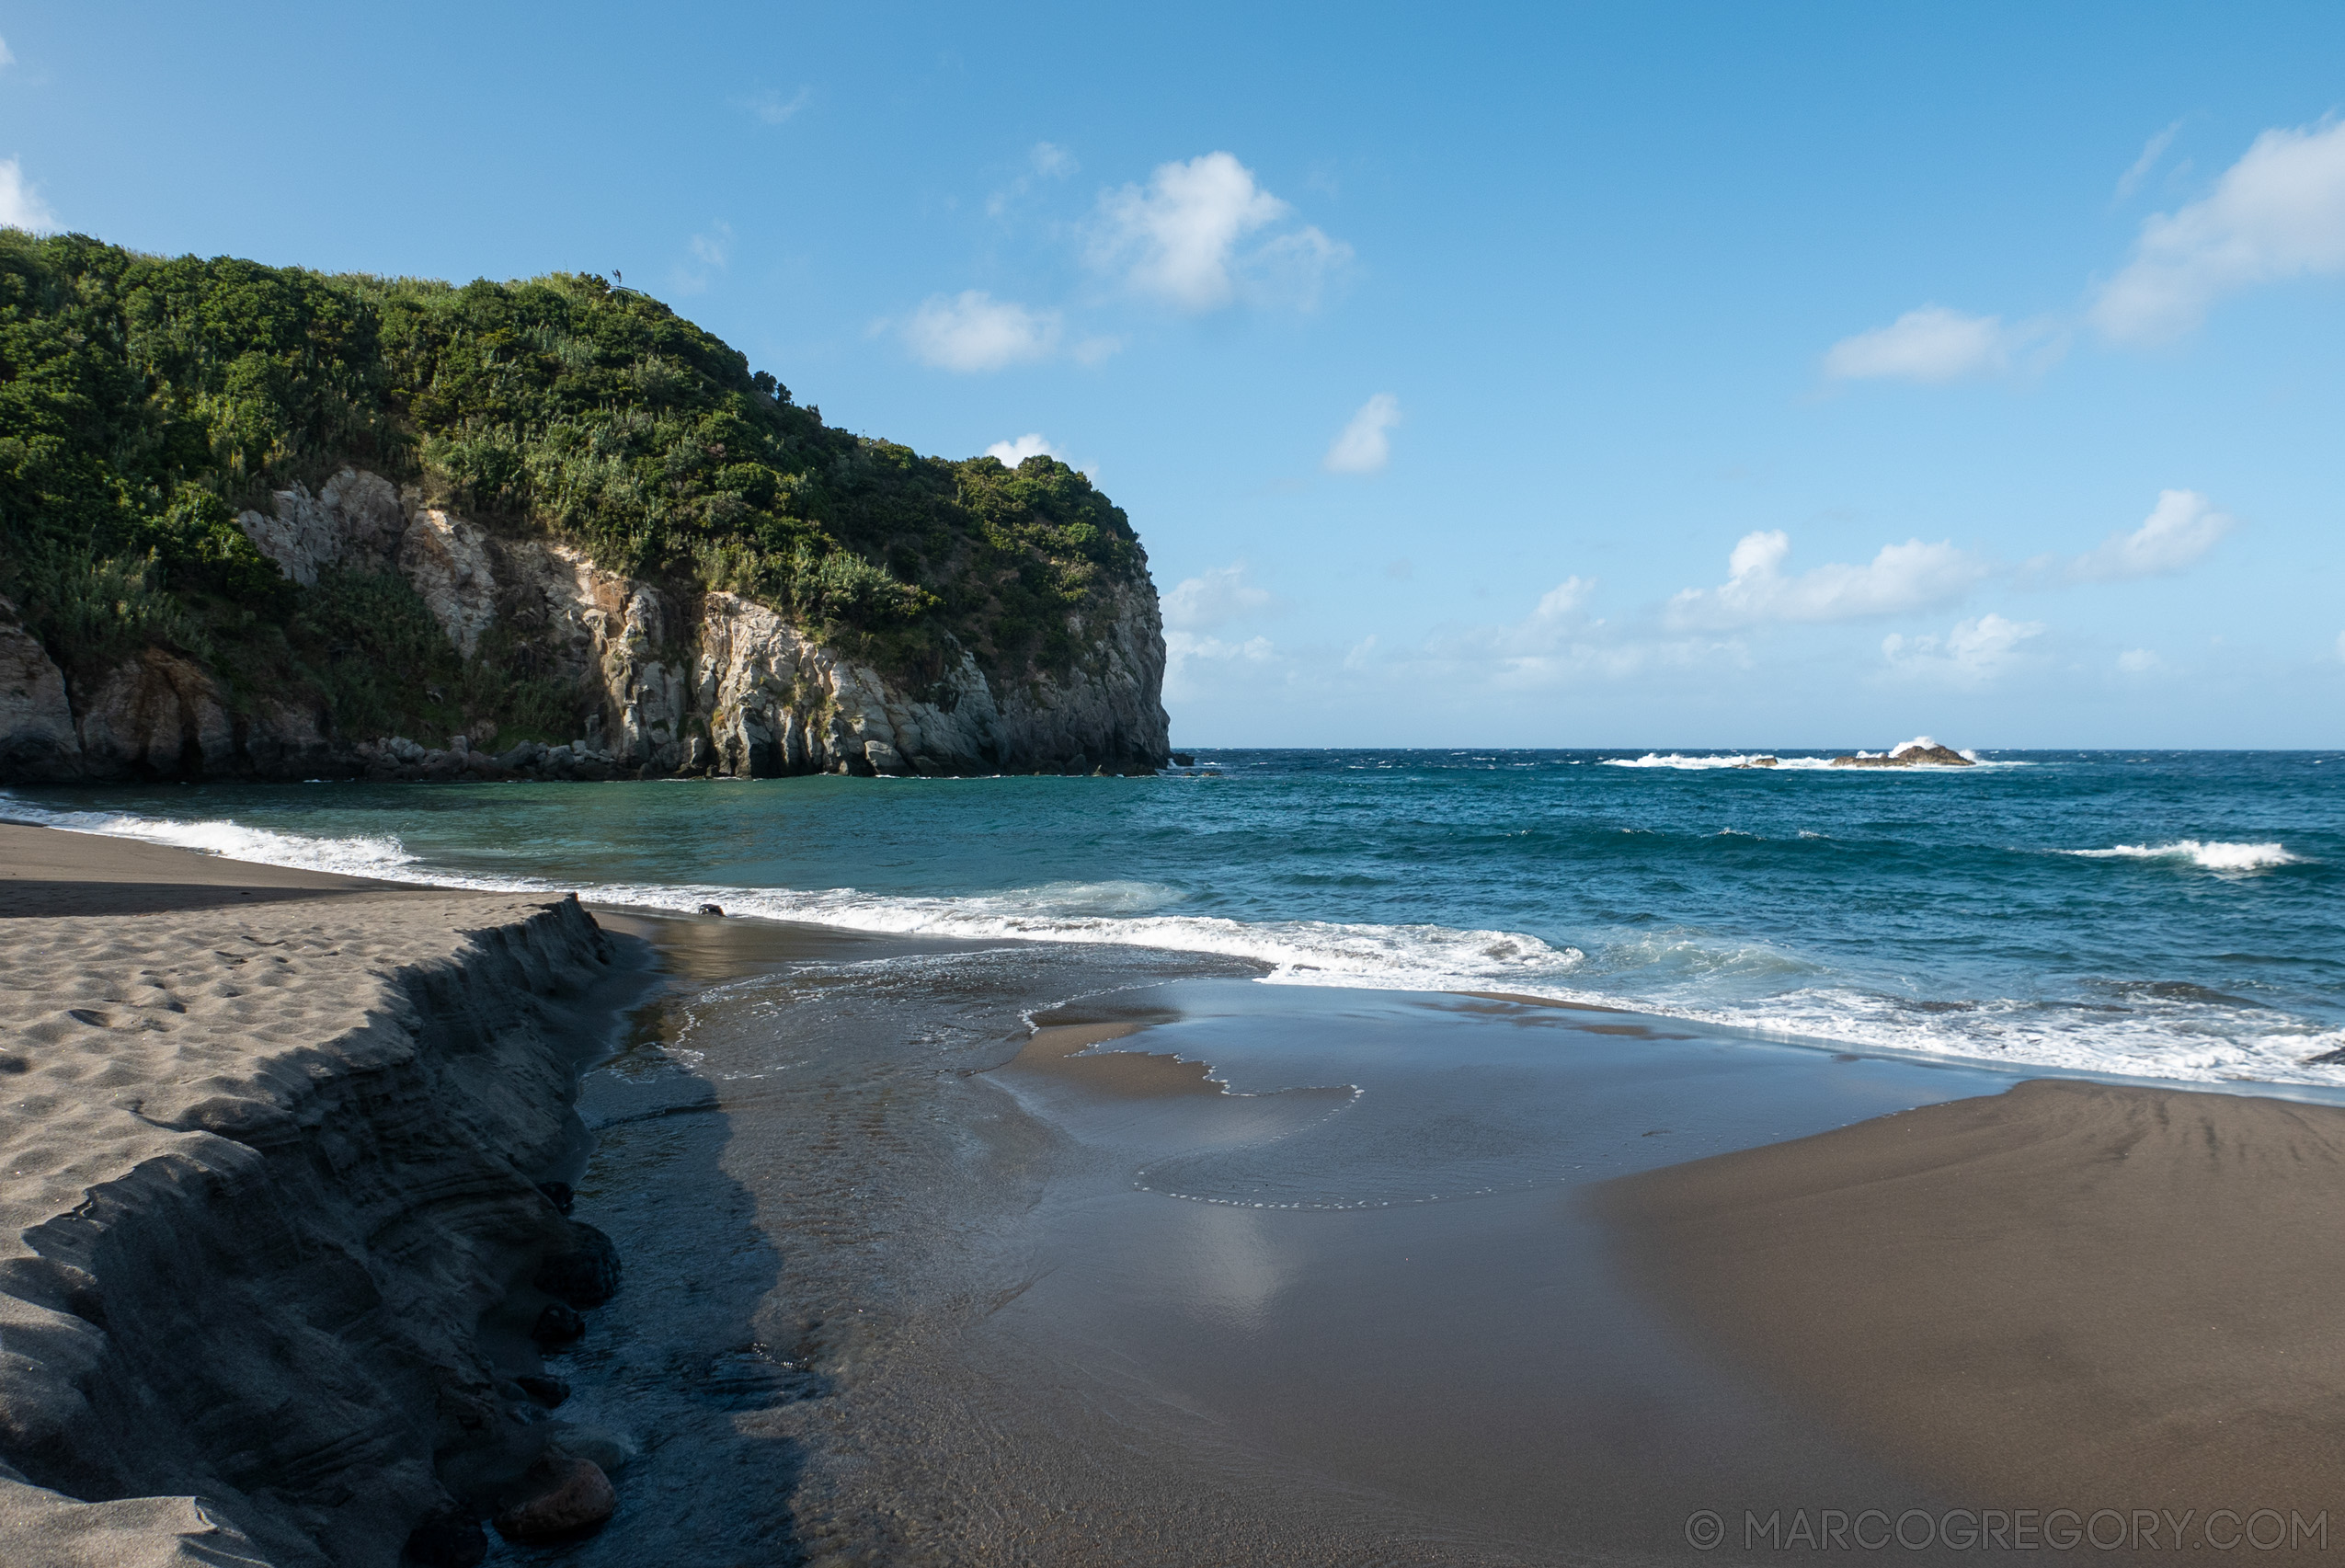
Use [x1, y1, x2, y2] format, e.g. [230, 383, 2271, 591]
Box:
[531, 1302, 585, 1345]
[493, 1454, 616, 1541]
[534, 1221, 622, 1307]
[698, 902, 726, 916]
[514, 1374, 571, 1408]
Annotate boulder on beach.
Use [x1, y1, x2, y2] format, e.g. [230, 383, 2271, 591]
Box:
[493, 1454, 616, 1542]
[1831, 738, 1974, 768]
[534, 1221, 622, 1308]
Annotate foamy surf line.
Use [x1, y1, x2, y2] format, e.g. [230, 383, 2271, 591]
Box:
[2063, 840, 2304, 872]
[10, 801, 2338, 1090]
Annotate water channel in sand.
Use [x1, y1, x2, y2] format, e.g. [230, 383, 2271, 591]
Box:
[541, 911, 2037, 1566]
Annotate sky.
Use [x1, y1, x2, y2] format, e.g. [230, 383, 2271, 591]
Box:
[3, 2, 2342, 748]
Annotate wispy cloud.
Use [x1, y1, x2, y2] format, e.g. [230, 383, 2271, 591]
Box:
[0, 36, 16, 69]
[1323, 393, 1400, 474]
[1161, 563, 1275, 631]
[0, 157, 54, 232]
[2092, 118, 2345, 343]
[1823, 306, 2063, 383]
[988, 142, 1078, 217]
[669, 221, 733, 295]
[2115, 120, 2186, 200]
[1880, 612, 2044, 687]
[745, 86, 810, 125]
[2060, 488, 2237, 581]
[901, 291, 1062, 372]
[1666, 531, 1989, 630]
[1089, 152, 1350, 313]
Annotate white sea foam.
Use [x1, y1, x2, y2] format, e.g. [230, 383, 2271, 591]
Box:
[2065, 840, 2303, 872]
[1604, 736, 2007, 771]
[6, 806, 421, 877]
[1603, 753, 1842, 771]
[9, 799, 2336, 1090]
[2, 801, 1580, 992]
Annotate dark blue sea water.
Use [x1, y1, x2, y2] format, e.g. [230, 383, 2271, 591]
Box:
[9, 744, 2342, 1084]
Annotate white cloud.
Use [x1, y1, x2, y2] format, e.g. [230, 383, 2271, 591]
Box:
[1090, 152, 1349, 313]
[1880, 612, 2045, 687]
[746, 87, 810, 125]
[989, 142, 1080, 217]
[902, 291, 1061, 372]
[1161, 563, 1273, 631]
[1323, 393, 1400, 475]
[1410, 577, 1743, 689]
[2092, 118, 2345, 343]
[984, 432, 1061, 468]
[1823, 306, 2059, 383]
[0, 157, 55, 232]
[0, 36, 15, 68]
[2118, 648, 2163, 674]
[2065, 489, 2236, 581]
[2116, 120, 2185, 200]
[1667, 530, 1988, 629]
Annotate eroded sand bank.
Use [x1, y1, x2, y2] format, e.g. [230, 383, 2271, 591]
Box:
[0, 825, 631, 1565]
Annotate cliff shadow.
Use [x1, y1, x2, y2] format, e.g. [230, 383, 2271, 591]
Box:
[495, 918, 810, 1566]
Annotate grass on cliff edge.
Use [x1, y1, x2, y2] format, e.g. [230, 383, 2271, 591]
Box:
[0, 228, 1151, 747]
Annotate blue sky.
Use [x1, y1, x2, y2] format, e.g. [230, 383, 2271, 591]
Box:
[4, 2, 2342, 747]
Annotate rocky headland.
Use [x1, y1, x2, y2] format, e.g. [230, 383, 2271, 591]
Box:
[0, 235, 1172, 787]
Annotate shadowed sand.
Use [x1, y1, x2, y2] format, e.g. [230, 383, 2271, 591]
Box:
[1596, 1077, 2345, 1528]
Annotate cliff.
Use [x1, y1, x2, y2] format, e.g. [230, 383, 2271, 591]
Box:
[0, 234, 1172, 784]
[0, 876, 624, 1565]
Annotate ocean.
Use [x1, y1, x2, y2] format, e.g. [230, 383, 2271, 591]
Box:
[7, 743, 2340, 1086]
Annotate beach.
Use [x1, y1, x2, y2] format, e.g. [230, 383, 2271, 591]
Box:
[6, 821, 2345, 1563]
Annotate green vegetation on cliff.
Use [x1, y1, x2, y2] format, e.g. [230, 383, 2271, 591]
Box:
[0, 230, 1147, 737]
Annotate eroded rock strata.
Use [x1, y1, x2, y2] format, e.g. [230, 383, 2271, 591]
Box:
[0, 892, 630, 1565]
[0, 467, 1170, 784]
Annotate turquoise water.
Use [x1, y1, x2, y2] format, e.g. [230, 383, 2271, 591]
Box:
[8, 745, 2342, 1084]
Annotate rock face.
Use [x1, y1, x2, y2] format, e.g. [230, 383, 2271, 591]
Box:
[0, 467, 1172, 783]
[1831, 738, 1975, 768]
[0, 597, 81, 783]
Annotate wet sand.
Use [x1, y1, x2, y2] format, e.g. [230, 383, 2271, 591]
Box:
[1596, 1077, 2345, 1547]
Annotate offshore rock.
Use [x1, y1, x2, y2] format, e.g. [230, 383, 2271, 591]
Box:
[1831, 739, 1975, 768]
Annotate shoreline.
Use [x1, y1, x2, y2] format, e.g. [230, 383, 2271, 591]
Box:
[8, 824, 2345, 1561]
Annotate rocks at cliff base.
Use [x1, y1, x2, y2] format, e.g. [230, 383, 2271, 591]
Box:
[0, 598, 81, 782]
[1831, 738, 1975, 768]
[5, 464, 1175, 784]
[491, 1455, 616, 1542]
[533, 1221, 622, 1308]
